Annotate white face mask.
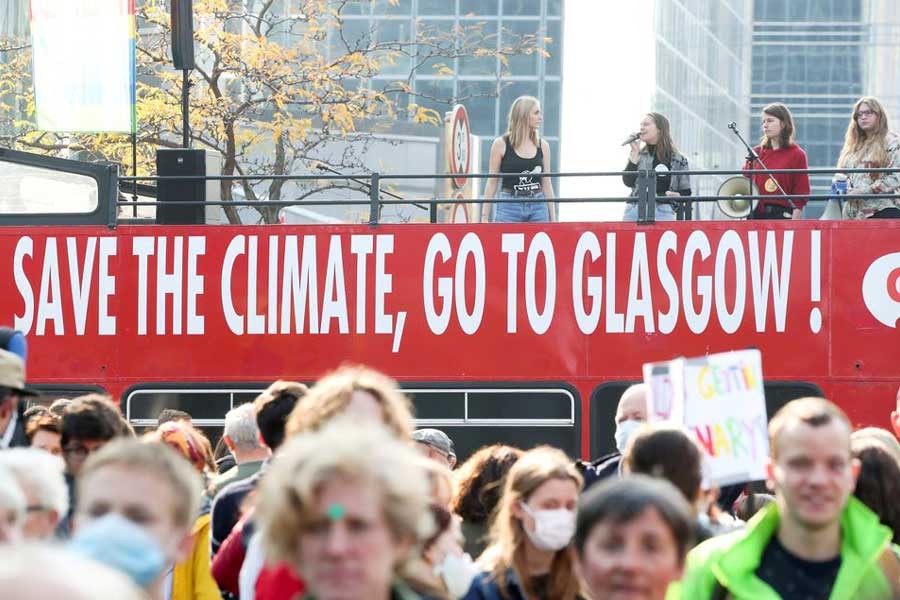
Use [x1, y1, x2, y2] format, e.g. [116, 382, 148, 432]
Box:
[520, 503, 576, 551]
[433, 552, 479, 599]
[614, 419, 642, 454]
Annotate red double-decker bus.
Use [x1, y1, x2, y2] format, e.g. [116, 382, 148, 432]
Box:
[1, 150, 898, 461]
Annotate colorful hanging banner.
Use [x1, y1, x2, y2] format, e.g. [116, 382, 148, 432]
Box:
[30, 0, 136, 133]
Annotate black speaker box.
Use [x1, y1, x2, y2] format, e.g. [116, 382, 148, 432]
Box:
[156, 148, 205, 225]
[171, 0, 195, 70]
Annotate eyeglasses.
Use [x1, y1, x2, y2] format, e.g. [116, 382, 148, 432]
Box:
[856, 110, 877, 119]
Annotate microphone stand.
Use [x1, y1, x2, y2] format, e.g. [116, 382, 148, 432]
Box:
[727, 122, 797, 211]
[315, 163, 428, 212]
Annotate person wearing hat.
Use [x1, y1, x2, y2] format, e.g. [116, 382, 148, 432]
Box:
[412, 428, 457, 470]
[0, 349, 38, 450]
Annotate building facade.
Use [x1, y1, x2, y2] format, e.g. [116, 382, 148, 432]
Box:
[655, 0, 755, 215]
[752, 0, 900, 206]
[341, 0, 564, 176]
[560, 1, 753, 221]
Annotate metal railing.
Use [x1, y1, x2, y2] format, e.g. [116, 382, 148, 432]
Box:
[116, 165, 900, 226]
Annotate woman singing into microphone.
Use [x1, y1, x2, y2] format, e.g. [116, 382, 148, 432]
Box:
[742, 102, 810, 220]
[622, 113, 691, 221]
[838, 96, 900, 219]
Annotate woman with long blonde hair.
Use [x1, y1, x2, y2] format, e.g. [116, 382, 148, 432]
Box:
[838, 96, 900, 219]
[463, 446, 584, 600]
[481, 96, 555, 223]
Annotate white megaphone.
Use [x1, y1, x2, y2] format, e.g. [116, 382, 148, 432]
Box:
[820, 174, 848, 220]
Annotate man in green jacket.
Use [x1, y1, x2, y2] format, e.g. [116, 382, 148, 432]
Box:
[678, 397, 900, 600]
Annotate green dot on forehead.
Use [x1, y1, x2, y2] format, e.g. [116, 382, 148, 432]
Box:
[327, 503, 346, 521]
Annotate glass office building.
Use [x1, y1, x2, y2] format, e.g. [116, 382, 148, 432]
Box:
[752, 0, 865, 196]
[752, 0, 900, 203]
[340, 0, 564, 175]
[654, 0, 754, 205]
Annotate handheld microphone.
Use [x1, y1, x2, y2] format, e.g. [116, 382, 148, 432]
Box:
[621, 132, 641, 146]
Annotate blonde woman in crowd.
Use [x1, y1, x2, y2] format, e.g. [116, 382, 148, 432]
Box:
[838, 96, 900, 219]
[243, 367, 420, 597]
[286, 364, 415, 439]
[257, 419, 436, 600]
[464, 446, 585, 600]
[481, 95, 556, 223]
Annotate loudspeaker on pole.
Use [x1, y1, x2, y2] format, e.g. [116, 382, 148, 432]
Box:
[171, 0, 195, 70]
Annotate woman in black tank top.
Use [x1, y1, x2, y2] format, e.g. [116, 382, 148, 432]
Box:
[481, 96, 556, 223]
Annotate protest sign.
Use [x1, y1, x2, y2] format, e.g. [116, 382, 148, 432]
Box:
[644, 350, 769, 486]
[643, 360, 678, 422]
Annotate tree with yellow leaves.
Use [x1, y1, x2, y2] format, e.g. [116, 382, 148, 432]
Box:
[0, 0, 544, 223]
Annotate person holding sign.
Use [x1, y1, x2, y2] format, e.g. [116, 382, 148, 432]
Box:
[622, 423, 740, 544]
[480, 96, 556, 223]
[680, 398, 900, 600]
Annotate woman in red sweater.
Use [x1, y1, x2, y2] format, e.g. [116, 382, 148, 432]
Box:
[743, 102, 810, 220]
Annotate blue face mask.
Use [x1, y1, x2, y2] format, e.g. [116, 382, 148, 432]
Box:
[68, 513, 166, 587]
[614, 419, 643, 454]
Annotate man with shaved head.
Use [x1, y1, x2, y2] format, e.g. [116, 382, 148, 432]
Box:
[579, 383, 649, 489]
[682, 397, 900, 599]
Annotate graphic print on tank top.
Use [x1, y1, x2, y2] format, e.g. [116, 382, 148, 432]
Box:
[514, 165, 542, 195]
[500, 136, 543, 195]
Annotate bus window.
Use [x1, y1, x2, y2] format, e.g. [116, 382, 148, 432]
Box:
[588, 381, 825, 461]
[124, 387, 264, 442]
[405, 386, 580, 463]
[123, 384, 581, 463]
[0, 161, 98, 214]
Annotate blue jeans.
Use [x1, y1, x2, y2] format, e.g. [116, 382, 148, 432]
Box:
[493, 191, 549, 223]
[623, 202, 676, 222]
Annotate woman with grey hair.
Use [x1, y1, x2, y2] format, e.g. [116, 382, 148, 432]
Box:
[256, 418, 436, 600]
[0, 448, 68, 540]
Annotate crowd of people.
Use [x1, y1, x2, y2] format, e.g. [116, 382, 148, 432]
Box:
[480, 94, 900, 222]
[1, 328, 900, 599]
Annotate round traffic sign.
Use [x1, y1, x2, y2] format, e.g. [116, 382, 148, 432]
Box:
[449, 105, 471, 189]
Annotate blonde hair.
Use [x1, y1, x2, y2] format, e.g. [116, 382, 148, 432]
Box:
[257, 418, 434, 571]
[78, 438, 202, 529]
[483, 446, 584, 600]
[838, 96, 891, 169]
[505, 95, 540, 149]
[768, 397, 852, 460]
[285, 365, 414, 440]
